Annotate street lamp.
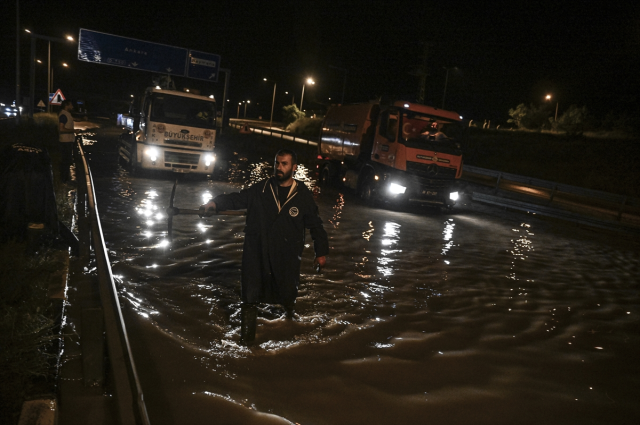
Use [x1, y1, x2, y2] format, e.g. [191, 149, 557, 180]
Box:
[300, 78, 315, 111]
[25, 29, 75, 115]
[244, 100, 250, 119]
[237, 102, 241, 119]
[545, 94, 558, 122]
[264, 78, 277, 129]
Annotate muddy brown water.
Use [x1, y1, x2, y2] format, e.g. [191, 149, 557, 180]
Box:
[68, 128, 640, 424]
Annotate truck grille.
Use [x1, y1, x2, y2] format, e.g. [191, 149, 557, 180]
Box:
[409, 175, 451, 190]
[164, 139, 203, 148]
[164, 151, 200, 165]
[406, 161, 457, 179]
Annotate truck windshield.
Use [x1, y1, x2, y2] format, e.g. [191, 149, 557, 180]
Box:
[399, 111, 463, 154]
[150, 93, 216, 129]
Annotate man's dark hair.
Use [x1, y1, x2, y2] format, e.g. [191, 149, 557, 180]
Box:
[61, 100, 73, 108]
[275, 148, 297, 165]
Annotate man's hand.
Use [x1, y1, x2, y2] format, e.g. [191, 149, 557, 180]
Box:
[198, 201, 217, 218]
[314, 256, 326, 272]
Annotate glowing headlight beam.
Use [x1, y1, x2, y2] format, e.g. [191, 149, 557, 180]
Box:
[145, 147, 159, 162]
[389, 183, 406, 195]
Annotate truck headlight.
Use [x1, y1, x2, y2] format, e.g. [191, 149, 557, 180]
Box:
[449, 191, 459, 201]
[145, 147, 158, 162]
[204, 154, 215, 167]
[389, 183, 406, 194]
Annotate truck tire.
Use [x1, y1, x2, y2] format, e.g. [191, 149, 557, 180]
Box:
[129, 142, 138, 175]
[319, 166, 332, 186]
[359, 178, 376, 206]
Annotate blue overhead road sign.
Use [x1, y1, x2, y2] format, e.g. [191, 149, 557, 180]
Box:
[187, 50, 221, 82]
[78, 28, 188, 76]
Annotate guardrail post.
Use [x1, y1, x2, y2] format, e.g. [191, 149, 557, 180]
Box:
[81, 306, 105, 386]
[549, 184, 558, 203]
[617, 196, 628, 221]
[493, 172, 502, 193]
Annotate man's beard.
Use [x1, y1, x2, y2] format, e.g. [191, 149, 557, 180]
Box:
[275, 169, 293, 182]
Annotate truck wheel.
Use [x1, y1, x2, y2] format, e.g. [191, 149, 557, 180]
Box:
[129, 142, 138, 175]
[319, 167, 331, 186]
[359, 179, 376, 205]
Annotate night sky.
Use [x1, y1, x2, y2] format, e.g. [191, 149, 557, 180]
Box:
[2, 0, 639, 124]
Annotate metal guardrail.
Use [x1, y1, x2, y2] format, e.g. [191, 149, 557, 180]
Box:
[463, 164, 640, 230]
[463, 165, 639, 210]
[229, 122, 318, 146]
[471, 192, 639, 233]
[75, 137, 150, 425]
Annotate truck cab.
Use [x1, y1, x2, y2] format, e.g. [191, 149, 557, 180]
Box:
[318, 101, 464, 207]
[119, 87, 217, 174]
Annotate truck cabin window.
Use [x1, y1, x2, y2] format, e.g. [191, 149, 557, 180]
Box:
[401, 112, 458, 143]
[387, 116, 398, 141]
[150, 94, 217, 129]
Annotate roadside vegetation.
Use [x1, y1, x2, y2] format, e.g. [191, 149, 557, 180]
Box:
[0, 242, 60, 425]
[463, 127, 639, 198]
[0, 115, 71, 424]
[505, 101, 639, 137]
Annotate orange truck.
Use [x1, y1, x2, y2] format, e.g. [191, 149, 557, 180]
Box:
[317, 101, 464, 207]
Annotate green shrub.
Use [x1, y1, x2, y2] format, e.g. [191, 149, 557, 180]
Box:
[281, 104, 305, 128]
[286, 117, 323, 138]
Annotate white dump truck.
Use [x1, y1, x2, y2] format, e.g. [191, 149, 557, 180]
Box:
[118, 87, 217, 174]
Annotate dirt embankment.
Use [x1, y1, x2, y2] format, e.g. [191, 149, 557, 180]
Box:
[462, 128, 640, 198]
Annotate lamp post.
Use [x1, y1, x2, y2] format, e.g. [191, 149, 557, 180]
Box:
[25, 29, 75, 116]
[244, 100, 250, 119]
[264, 78, 276, 129]
[300, 78, 314, 111]
[51, 62, 69, 96]
[237, 102, 241, 119]
[442, 66, 457, 109]
[545, 94, 558, 122]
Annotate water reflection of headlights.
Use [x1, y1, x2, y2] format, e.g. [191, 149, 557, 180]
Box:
[388, 183, 406, 194]
[145, 147, 159, 162]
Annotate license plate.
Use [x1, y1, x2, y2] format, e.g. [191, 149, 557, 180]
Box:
[422, 190, 438, 196]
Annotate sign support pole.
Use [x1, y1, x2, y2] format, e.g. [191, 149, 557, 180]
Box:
[219, 68, 230, 134]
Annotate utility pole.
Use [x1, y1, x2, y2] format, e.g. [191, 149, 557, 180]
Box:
[15, 0, 21, 122]
[409, 42, 431, 104]
[328, 65, 347, 104]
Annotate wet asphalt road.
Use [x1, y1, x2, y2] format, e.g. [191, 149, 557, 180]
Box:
[72, 122, 640, 425]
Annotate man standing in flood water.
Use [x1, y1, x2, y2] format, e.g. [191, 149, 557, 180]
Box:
[200, 149, 329, 345]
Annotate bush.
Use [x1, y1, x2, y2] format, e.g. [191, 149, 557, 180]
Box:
[551, 105, 589, 135]
[286, 117, 323, 138]
[281, 104, 305, 128]
[507, 103, 553, 130]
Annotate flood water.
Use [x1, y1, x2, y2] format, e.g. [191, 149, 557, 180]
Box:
[81, 127, 639, 424]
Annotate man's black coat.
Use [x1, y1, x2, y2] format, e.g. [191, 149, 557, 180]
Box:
[213, 178, 329, 304]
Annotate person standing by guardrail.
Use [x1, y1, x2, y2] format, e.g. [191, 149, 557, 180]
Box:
[58, 100, 75, 184]
[200, 149, 329, 345]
